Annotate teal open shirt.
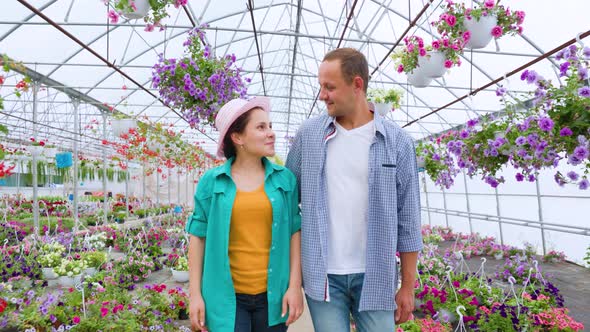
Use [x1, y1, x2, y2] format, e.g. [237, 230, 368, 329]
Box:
[185, 157, 302, 332]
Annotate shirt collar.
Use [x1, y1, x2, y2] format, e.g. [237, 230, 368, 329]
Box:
[323, 109, 387, 138]
[215, 156, 281, 179]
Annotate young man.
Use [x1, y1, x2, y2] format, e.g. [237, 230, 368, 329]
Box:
[285, 48, 422, 331]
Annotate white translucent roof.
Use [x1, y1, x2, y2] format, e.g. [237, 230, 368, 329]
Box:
[1, 0, 589, 158]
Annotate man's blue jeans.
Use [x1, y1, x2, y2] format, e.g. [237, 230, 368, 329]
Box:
[234, 292, 287, 332]
[306, 273, 394, 332]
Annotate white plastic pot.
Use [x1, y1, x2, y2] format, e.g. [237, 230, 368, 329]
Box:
[42, 267, 58, 280]
[57, 274, 82, 287]
[111, 118, 137, 137]
[171, 269, 189, 283]
[373, 102, 392, 116]
[417, 51, 447, 78]
[464, 15, 498, 49]
[407, 67, 433, 88]
[121, 0, 151, 19]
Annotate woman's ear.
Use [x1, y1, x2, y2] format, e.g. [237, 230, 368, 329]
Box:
[230, 132, 243, 146]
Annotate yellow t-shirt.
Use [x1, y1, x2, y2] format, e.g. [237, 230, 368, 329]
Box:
[229, 184, 272, 294]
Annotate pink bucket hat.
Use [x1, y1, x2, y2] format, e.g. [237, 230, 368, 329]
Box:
[214, 97, 271, 158]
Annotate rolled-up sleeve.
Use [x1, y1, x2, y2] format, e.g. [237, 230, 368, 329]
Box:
[289, 182, 302, 236]
[396, 137, 423, 253]
[185, 174, 211, 238]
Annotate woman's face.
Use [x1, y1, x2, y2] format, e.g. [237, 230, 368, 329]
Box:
[232, 108, 276, 157]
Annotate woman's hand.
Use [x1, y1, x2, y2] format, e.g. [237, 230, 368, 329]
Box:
[281, 286, 304, 326]
[190, 294, 207, 331]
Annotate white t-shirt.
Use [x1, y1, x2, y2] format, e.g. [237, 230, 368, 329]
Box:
[325, 119, 374, 274]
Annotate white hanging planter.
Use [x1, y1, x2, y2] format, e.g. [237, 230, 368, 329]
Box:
[417, 51, 447, 78]
[121, 0, 151, 19]
[171, 268, 189, 283]
[417, 158, 426, 169]
[44, 147, 58, 158]
[84, 267, 97, 276]
[464, 15, 498, 49]
[373, 102, 392, 116]
[407, 67, 433, 88]
[42, 267, 58, 280]
[28, 145, 44, 157]
[57, 274, 82, 287]
[111, 118, 137, 137]
[494, 252, 504, 260]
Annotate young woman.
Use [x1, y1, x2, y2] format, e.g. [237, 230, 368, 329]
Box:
[186, 97, 303, 332]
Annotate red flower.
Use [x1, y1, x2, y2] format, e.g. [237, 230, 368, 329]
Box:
[0, 298, 7, 313]
[178, 300, 186, 307]
[0, 75, 4, 85]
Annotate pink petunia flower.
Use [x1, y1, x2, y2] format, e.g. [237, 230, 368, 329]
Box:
[444, 60, 453, 68]
[108, 10, 119, 24]
[432, 40, 441, 49]
[484, 0, 495, 9]
[397, 64, 404, 73]
[419, 48, 427, 57]
[491, 25, 503, 38]
[445, 15, 457, 27]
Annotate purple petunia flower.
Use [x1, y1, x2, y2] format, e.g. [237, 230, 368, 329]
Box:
[538, 117, 554, 132]
[579, 66, 589, 80]
[559, 127, 573, 136]
[578, 86, 590, 97]
[579, 179, 589, 190]
[496, 86, 507, 96]
[567, 171, 579, 181]
[584, 46, 590, 59]
[526, 70, 538, 84]
[573, 145, 589, 160]
[528, 174, 536, 182]
[515, 136, 526, 146]
[515, 173, 524, 182]
[520, 70, 529, 81]
[559, 62, 570, 77]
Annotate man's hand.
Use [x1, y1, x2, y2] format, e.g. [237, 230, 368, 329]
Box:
[189, 294, 207, 331]
[394, 286, 414, 324]
[281, 286, 304, 326]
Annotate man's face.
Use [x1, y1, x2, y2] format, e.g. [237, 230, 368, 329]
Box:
[318, 60, 357, 117]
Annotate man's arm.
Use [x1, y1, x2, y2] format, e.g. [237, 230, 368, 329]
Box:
[394, 134, 423, 324]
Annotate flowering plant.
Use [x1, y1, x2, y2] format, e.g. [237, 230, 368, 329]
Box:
[82, 251, 108, 268]
[393, 36, 428, 74]
[431, 37, 464, 69]
[38, 252, 63, 268]
[174, 256, 188, 271]
[432, 0, 525, 42]
[152, 25, 249, 127]
[397, 317, 451, 331]
[53, 257, 87, 277]
[105, 0, 183, 28]
[417, 46, 590, 190]
[542, 250, 566, 263]
[367, 88, 403, 109]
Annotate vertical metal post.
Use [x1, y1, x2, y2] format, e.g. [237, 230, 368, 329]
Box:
[177, 170, 180, 206]
[32, 82, 39, 232]
[72, 98, 80, 231]
[494, 187, 504, 246]
[463, 171, 473, 234]
[125, 160, 129, 217]
[535, 179, 547, 255]
[142, 162, 146, 209]
[421, 172, 432, 225]
[156, 169, 160, 206]
[441, 187, 449, 228]
[102, 113, 108, 225]
[167, 167, 171, 204]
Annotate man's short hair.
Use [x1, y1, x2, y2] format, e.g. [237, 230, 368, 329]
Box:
[323, 48, 369, 92]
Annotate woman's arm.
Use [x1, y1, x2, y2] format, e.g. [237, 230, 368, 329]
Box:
[282, 231, 303, 326]
[188, 235, 207, 331]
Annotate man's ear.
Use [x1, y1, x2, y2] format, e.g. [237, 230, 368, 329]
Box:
[353, 76, 365, 94]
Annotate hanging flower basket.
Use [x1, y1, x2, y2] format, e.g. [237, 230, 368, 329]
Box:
[417, 50, 447, 78]
[41, 267, 58, 280]
[171, 268, 189, 283]
[57, 274, 82, 287]
[55, 152, 73, 169]
[367, 88, 403, 116]
[407, 67, 433, 88]
[152, 25, 249, 128]
[111, 118, 137, 137]
[120, 0, 151, 19]
[27, 145, 43, 157]
[463, 15, 498, 49]
[373, 102, 392, 116]
[44, 147, 58, 158]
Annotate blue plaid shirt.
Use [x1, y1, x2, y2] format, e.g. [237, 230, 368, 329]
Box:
[285, 113, 423, 312]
